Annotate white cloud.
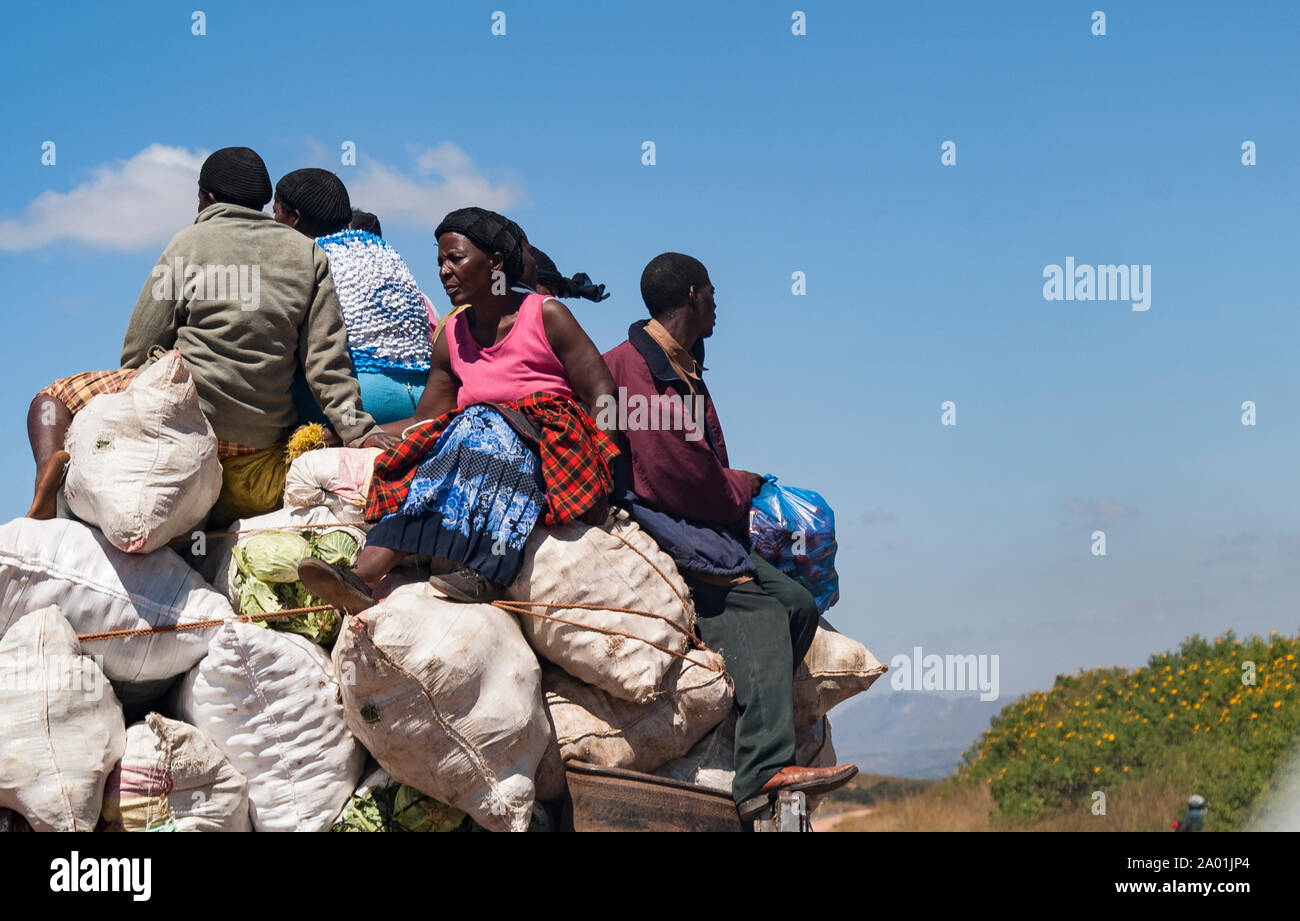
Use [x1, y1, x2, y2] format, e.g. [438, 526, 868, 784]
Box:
[346, 142, 526, 230]
[0, 144, 206, 252]
[0, 141, 527, 253]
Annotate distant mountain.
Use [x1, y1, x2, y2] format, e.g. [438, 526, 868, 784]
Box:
[828, 688, 1003, 780]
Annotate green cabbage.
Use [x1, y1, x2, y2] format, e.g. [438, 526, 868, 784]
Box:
[272, 580, 339, 642]
[231, 526, 360, 645]
[311, 529, 359, 567]
[237, 575, 281, 619]
[233, 531, 312, 583]
[332, 782, 467, 833]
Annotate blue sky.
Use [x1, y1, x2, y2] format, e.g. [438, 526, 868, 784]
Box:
[1, 1, 1298, 703]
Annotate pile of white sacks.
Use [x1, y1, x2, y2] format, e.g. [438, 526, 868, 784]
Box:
[0, 365, 886, 832]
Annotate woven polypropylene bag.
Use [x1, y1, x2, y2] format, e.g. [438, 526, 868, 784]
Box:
[653, 713, 838, 797]
[0, 605, 125, 832]
[794, 619, 887, 730]
[283, 447, 381, 513]
[102, 713, 250, 832]
[63, 351, 222, 554]
[198, 504, 368, 606]
[333, 583, 549, 833]
[173, 621, 363, 832]
[505, 510, 696, 703]
[0, 517, 229, 684]
[540, 646, 732, 775]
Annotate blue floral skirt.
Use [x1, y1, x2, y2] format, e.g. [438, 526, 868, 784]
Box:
[364, 404, 545, 586]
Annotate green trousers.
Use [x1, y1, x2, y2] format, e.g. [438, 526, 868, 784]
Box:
[687, 551, 820, 804]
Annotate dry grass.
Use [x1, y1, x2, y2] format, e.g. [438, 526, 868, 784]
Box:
[825, 781, 995, 832]
[824, 760, 1200, 832]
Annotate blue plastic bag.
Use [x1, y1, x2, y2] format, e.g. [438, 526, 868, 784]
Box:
[749, 475, 839, 614]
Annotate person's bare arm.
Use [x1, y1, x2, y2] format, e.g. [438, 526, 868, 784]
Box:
[540, 297, 616, 416]
[379, 330, 459, 436]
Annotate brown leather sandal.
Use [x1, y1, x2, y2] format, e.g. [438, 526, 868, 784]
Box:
[298, 558, 376, 616]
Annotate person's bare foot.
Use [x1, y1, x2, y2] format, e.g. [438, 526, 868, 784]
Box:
[26, 450, 69, 520]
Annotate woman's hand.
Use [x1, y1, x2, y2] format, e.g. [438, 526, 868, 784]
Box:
[361, 432, 399, 451]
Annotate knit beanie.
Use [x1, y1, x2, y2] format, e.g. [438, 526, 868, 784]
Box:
[435, 207, 527, 283]
[199, 147, 272, 210]
[275, 168, 353, 234]
[349, 208, 382, 237]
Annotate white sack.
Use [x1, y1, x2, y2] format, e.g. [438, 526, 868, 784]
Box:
[0, 517, 229, 683]
[654, 713, 838, 796]
[283, 447, 381, 514]
[197, 504, 368, 605]
[542, 646, 732, 774]
[333, 582, 549, 833]
[0, 605, 125, 831]
[506, 510, 696, 703]
[795, 619, 888, 729]
[102, 712, 250, 832]
[174, 620, 363, 832]
[63, 351, 222, 553]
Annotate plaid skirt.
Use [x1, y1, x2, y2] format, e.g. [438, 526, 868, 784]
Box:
[364, 404, 545, 586]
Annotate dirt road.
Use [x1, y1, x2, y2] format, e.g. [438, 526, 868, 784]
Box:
[815, 806, 875, 832]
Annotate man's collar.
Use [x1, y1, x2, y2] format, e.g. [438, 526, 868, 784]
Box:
[195, 202, 273, 224]
[628, 319, 707, 384]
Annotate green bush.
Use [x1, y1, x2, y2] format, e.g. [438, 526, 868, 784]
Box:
[954, 630, 1300, 829]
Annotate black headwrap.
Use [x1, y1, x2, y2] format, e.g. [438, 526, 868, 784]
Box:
[199, 147, 272, 210]
[529, 245, 610, 302]
[275, 168, 352, 234]
[530, 246, 564, 291]
[435, 207, 527, 283]
[349, 209, 382, 237]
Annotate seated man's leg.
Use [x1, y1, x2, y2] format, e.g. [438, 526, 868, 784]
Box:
[747, 551, 820, 666]
[689, 576, 799, 805]
[26, 394, 72, 520]
[27, 368, 139, 520]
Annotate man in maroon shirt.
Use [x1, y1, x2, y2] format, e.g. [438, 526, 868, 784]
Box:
[602, 252, 857, 820]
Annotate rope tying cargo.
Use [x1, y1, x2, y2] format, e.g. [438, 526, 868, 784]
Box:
[139, 511, 716, 670]
[494, 599, 695, 642]
[75, 604, 337, 641]
[75, 600, 723, 674]
[489, 601, 720, 671]
[169, 520, 370, 542]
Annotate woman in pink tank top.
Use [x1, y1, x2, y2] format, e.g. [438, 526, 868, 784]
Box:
[300, 207, 618, 612]
[446, 292, 576, 407]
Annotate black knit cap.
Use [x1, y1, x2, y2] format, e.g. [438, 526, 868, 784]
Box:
[435, 207, 527, 283]
[349, 208, 382, 237]
[275, 168, 353, 234]
[199, 147, 272, 210]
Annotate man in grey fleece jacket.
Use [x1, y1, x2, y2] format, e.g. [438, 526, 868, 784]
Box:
[120, 200, 379, 449]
